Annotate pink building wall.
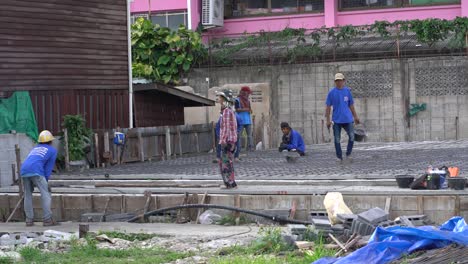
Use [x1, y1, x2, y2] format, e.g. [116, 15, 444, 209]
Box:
[336, 5, 462, 26]
[131, 0, 187, 13]
[206, 13, 325, 36]
[130, 1, 466, 35]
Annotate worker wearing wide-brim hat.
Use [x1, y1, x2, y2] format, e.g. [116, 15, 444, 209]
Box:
[20, 130, 59, 226]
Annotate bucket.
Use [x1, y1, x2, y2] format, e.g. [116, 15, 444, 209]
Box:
[354, 124, 367, 142]
[113, 132, 125, 145]
[447, 177, 466, 190]
[395, 175, 414, 188]
[426, 174, 441, 190]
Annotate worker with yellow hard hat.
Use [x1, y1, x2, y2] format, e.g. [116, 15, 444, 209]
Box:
[20, 130, 59, 227]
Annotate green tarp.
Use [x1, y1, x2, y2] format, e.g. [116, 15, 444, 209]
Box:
[0, 91, 38, 141]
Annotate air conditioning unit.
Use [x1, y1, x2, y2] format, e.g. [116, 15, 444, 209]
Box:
[202, 0, 224, 27]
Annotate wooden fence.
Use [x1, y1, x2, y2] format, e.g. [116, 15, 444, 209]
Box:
[90, 123, 215, 167]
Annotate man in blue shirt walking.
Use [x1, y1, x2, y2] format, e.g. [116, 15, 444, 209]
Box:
[278, 122, 305, 156]
[20, 130, 58, 226]
[325, 73, 360, 163]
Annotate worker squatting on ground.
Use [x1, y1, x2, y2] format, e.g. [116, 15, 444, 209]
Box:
[216, 89, 238, 189]
[235, 86, 253, 152]
[20, 130, 59, 226]
[278, 122, 306, 156]
[325, 73, 361, 163]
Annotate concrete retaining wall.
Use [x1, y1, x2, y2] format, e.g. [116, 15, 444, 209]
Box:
[1, 193, 466, 225]
[0, 134, 34, 187]
[187, 56, 468, 147]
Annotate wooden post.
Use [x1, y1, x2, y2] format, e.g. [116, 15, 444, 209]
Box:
[165, 126, 171, 158]
[14, 145, 23, 196]
[94, 133, 100, 168]
[177, 126, 183, 156]
[194, 133, 200, 153]
[234, 195, 241, 225]
[211, 121, 216, 151]
[138, 130, 144, 162]
[196, 191, 208, 224]
[11, 164, 16, 185]
[104, 132, 110, 167]
[79, 224, 89, 238]
[116, 127, 121, 164]
[63, 129, 70, 171]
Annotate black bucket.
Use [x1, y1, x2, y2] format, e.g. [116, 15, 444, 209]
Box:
[355, 128, 366, 142]
[395, 175, 414, 188]
[426, 174, 441, 190]
[448, 177, 466, 190]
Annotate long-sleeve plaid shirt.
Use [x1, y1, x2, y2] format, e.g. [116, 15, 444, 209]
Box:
[219, 107, 238, 145]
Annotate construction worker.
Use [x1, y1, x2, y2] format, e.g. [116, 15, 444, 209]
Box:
[20, 130, 58, 226]
[235, 86, 253, 152]
[216, 89, 238, 189]
[278, 122, 306, 156]
[325, 73, 360, 163]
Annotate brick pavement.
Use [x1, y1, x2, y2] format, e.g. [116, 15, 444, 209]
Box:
[59, 140, 468, 180]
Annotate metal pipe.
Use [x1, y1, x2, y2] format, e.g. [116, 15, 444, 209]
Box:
[127, 0, 134, 128]
[128, 203, 313, 225]
[187, 0, 192, 30]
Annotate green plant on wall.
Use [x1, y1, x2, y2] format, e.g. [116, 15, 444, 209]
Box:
[209, 17, 468, 66]
[62, 115, 92, 161]
[409, 19, 451, 47]
[131, 18, 207, 84]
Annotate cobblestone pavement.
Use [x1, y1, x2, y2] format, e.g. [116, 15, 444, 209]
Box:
[62, 140, 468, 180]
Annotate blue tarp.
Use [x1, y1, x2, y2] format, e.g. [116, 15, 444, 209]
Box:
[313, 217, 468, 264]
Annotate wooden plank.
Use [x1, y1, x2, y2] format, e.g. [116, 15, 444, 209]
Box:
[196, 192, 209, 224]
[177, 126, 183, 156]
[165, 126, 172, 158]
[63, 129, 70, 171]
[138, 130, 144, 162]
[1, 0, 126, 16]
[385, 197, 392, 214]
[0, 46, 127, 57]
[94, 133, 100, 168]
[234, 195, 241, 225]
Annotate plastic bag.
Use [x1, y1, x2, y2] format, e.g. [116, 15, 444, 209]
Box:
[198, 210, 222, 225]
[323, 192, 353, 225]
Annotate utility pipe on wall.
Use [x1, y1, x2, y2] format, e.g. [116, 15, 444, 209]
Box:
[187, 0, 192, 30]
[127, 0, 134, 128]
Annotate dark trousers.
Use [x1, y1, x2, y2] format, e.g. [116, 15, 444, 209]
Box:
[333, 123, 354, 160]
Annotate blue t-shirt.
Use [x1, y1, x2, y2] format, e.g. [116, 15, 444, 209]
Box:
[235, 98, 252, 125]
[325, 87, 355, 124]
[20, 144, 57, 180]
[287, 130, 305, 153]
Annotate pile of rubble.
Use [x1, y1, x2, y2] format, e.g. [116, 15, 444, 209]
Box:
[288, 207, 434, 255]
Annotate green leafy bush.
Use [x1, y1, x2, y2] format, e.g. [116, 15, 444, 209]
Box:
[131, 18, 207, 84]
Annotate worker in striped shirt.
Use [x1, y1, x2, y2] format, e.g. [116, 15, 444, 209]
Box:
[216, 89, 238, 189]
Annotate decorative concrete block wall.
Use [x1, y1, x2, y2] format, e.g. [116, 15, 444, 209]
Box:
[188, 56, 468, 147]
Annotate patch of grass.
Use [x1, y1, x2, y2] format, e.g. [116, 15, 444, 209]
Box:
[0, 257, 13, 264]
[214, 227, 336, 264]
[19, 239, 191, 264]
[249, 227, 296, 254]
[97, 231, 157, 241]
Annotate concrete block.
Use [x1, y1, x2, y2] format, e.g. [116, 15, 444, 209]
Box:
[309, 210, 328, 219]
[357, 207, 388, 225]
[288, 224, 307, 235]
